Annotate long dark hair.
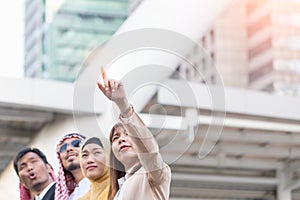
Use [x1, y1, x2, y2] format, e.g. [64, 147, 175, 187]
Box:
[108, 123, 126, 200]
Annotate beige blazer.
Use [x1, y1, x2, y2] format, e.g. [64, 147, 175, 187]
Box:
[118, 112, 172, 200]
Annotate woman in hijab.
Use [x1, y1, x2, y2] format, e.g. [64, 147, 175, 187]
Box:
[79, 137, 110, 200]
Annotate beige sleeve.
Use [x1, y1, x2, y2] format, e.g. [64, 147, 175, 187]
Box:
[119, 112, 169, 183]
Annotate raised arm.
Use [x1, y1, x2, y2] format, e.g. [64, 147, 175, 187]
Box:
[97, 79, 170, 183]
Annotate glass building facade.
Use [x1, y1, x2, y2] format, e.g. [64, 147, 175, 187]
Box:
[246, 0, 300, 95]
[177, 0, 300, 96]
[25, 0, 130, 82]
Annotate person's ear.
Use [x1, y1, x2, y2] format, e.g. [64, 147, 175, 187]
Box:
[46, 163, 54, 175]
[46, 163, 57, 181]
[46, 163, 51, 170]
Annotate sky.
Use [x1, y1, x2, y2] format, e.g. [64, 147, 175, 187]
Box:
[0, 1, 24, 78]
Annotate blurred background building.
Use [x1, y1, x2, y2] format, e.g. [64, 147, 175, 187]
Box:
[24, 0, 132, 81]
[24, 0, 300, 95]
[176, 0, 300, 96]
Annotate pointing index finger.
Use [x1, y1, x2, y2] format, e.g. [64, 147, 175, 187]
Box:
[101, 66, 106, 79]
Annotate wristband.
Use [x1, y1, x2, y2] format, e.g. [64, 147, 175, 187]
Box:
[121, 104, 133, 117]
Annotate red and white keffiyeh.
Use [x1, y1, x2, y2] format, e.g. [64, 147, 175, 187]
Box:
[54, 133, 85, 200]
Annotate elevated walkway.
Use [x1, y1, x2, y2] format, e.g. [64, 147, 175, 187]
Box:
[0, 76, 300, 199]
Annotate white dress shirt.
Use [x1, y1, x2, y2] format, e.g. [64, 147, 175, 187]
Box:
[69, 178, 90, 200]
[114, 164, 141, 200]
[114, 174, 128, 200]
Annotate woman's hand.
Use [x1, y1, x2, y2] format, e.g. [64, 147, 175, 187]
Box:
[97, 79, 130, 113]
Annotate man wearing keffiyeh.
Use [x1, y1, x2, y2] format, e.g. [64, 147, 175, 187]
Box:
[14, 147, 57, 200]
[55, 133, 90, 200]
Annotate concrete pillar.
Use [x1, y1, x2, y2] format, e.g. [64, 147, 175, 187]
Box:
[277, 168, 292, 200]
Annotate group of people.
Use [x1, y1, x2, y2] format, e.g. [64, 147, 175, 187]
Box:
[13, 78, 171, 200]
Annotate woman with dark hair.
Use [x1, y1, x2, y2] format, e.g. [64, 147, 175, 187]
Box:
[97, 78, 171, 200]
[79, 137, 110, 200]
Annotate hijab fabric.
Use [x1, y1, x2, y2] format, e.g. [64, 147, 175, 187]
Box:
[79, 137, 110, 200]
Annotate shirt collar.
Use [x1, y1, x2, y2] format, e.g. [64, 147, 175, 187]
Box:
[117, 163, 142, 188]
[127, 163, 141, 176]
[78, 177, 90, 187]
[35, 182, 55, 200]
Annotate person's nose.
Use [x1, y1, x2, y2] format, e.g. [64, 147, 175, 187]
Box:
[66, 143, 74, 153]
[118, 134, 126, 145]
[87, 155, 95, 164]
[27, 163, 33, 172]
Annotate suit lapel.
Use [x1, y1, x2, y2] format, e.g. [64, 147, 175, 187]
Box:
[41, 183, 56, 200]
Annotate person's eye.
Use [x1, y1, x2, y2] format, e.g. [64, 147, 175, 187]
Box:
[59, 144, 67, 153]
[19, 165, 25, 171]
[81, 153, 87, 158]
[94, 151, 102, 155]
[72, 140, 82, 148]
[112, 135, 118, 141]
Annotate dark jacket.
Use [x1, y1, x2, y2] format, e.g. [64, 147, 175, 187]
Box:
[38, 183, 56, 200]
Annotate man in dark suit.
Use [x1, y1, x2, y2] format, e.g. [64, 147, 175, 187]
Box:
[14, 147, 56, 200]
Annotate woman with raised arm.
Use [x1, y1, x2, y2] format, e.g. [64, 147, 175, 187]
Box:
[97, 78, 171, 200]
